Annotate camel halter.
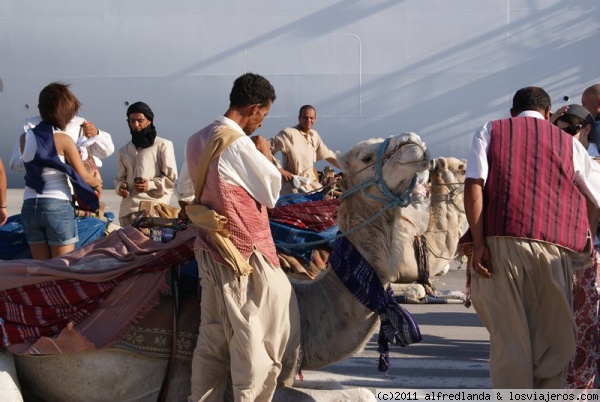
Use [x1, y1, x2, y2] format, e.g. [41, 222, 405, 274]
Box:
[428, 180, 465, 202]
[339, 136, 419, 207]
[277, 137, 423, 248]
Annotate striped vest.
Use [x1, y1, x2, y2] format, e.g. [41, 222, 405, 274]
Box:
[484, 116, 589, 252]
[187, 124, 279, 267]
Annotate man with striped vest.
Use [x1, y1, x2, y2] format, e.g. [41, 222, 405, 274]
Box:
[185, 73, 300, 402]
[464, 86, 600, 388]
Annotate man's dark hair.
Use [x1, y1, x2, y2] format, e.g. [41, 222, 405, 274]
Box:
[510, 86, 551, 116]
[229, 73, 276, 108]
[38, 81, 81, 130]
[298, 104, 316, 118]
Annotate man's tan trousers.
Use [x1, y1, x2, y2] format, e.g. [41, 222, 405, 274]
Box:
[471, 237, 576, 389]
[188, 249, 300, 402]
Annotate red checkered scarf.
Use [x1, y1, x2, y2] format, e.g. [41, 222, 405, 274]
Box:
[269, 198, 339, 232]
[0, 278, 120, 345]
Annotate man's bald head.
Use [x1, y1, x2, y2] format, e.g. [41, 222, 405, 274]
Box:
[582, 84, 600, 118]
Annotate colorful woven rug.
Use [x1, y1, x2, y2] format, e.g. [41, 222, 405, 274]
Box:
[110, 296, 200, 361]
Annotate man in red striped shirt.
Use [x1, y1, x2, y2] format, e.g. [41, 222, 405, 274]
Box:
[464, 86, 600, 388]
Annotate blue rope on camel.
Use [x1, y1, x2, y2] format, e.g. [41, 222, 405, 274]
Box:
[277, 136, 419, 250]
[329, 235, 422, 372]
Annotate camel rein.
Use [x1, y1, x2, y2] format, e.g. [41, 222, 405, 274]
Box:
[277, 136, 422, 249]
[428, 181, 465, 202]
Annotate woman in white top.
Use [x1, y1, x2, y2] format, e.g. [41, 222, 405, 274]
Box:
[19, 82, 101, 260]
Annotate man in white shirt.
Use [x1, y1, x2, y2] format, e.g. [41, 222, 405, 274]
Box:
[185, 73, 300, 402]
[10, 115, 114, 172]
[464, 86, 600, 388]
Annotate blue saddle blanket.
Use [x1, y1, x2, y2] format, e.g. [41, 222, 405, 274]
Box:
[0, 214, 109, 260]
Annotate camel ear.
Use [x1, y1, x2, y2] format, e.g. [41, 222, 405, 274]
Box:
[438, 157, 448, 170]
[337, 153, 349, 172]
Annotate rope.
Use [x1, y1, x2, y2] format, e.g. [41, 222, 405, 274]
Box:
[339, 137, 416, 207]
[426, 178, 464, 199]
[275, 140, 402, 204]
[413, 235, 435, 295]
[276, 137, 421, 249]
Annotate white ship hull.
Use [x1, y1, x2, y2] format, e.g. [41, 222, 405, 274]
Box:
[1, 0, 598, 187]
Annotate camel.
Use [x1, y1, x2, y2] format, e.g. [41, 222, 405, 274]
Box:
[276, 157, 467, 300]
[389, 157, 467, 300]
[9, 132, 430, 402]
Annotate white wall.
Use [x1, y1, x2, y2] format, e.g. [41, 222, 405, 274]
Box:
[1, 0, 599, 188]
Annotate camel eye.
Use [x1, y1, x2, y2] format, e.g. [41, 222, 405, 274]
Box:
[361, 155, 373, 164]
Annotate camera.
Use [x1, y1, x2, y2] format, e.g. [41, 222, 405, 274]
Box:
[134, 177, 144, 184]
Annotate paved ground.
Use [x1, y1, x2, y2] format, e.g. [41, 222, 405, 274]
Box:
[5, 188, 492, 391]
[301, 267, 491, 391]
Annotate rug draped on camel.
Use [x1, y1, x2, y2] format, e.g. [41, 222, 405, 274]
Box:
[0, 226, 195, 355]
[269, 192, 339, 278]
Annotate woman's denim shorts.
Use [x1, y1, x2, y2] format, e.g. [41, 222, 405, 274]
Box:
[21, 198, 78, 246]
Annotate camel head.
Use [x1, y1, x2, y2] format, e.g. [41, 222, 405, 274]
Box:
[337, 132, 430, 204]
[390, 157, 468, 290]
[333, 132, 430, 286]
[429, 156, 469, 237]
[429, 157, 466, 198]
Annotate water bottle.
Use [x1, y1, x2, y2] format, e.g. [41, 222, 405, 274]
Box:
[162, 228, 175, 243]
[152, 228, 163, 242]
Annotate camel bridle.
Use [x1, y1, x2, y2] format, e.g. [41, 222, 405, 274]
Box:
[339, 136, 424, 209]
[278, 137, 428, 248]
[429, 180, 465, 202]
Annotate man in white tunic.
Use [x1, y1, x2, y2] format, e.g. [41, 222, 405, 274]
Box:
[270, 105, 339, 195]
[185, 73, 300, 402]
[115, 102, 177, 226]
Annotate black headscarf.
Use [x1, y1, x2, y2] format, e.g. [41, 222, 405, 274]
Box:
[127, 101, 156, 149]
